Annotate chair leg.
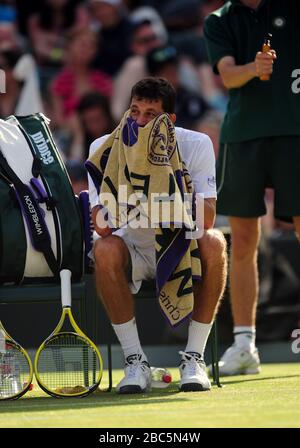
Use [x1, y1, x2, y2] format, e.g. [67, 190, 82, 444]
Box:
[210, 320, 222, 388]
[107, 342, 113, 392]
[80, 290, 88, 335]
[91, 276, 113, 392]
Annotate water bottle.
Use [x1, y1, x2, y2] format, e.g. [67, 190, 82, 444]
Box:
[151, 367, 172, 388]
[6, 353, 22, 395]
[0, 329, 5, 354]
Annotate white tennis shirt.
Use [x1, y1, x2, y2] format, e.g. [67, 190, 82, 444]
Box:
[88, 127, 216, 246]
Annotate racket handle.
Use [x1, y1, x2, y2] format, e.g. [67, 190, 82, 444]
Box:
[60, 269, 72, 308]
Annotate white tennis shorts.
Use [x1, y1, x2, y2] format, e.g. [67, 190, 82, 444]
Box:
[90, 228, 156, 294]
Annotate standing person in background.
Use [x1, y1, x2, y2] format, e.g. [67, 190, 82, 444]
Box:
[204, 0, 300, 375]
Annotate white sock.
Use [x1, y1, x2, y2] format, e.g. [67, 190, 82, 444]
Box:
[112, 318, 147, 362]
[184, 320, 213, 358]
[234, 326, 256, 350]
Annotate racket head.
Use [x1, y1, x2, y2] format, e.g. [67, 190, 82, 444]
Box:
[0, 339, 33, 401]
[34, 331, 103, 398]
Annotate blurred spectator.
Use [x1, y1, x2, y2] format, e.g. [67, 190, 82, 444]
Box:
[129, 19, 162, 57]
[15, 0, 39, 37]
[129, 5, 168, 45]
[162, 0, 205, 63]
[27, 0, 89, 88]
[152, 0, 227, 113]
[50, 29, 112, 130]
[70, 92, 115, 161]
[0, 49, 43, 117]
[111, 18, 164, 121]
[0, 2, 43, 118]
[146, 45, 209, 129]
[89, 0, 132, 77]
[195, 110, 223, 158]
[124, 0, 162, 11]
[0, 1, 25, 51]
[197, 0, 228, 113]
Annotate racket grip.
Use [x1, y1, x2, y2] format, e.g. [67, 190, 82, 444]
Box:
[60, 269, 72, 308]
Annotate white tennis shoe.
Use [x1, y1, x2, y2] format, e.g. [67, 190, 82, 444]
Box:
[116, 354, 151, 394]
[179, 351, 211, 392]
[208, 344, 261, 376]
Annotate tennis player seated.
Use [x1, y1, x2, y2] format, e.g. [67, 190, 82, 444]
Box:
[86, 78, 227, 394]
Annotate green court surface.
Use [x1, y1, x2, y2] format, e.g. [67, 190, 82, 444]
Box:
[1, 363, 299, 428]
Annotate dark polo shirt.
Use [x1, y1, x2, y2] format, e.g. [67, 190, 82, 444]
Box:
[204, 0, 300, 143]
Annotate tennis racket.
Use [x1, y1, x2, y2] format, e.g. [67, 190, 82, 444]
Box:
[34, 269, 103, 398]
[0, 320, 33, 400]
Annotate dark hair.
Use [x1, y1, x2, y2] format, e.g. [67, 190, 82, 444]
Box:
[130, 77, 176, 113]
[130, 18, 152, 34]
[38, 0, 79, 31]
[146, 45, 178, 76]
[77, 92, 112, 118]
[0, 50, 21, 69]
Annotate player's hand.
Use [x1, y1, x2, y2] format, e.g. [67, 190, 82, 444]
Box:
[91, 205, 113, 238]
[255, 50, 277, 78]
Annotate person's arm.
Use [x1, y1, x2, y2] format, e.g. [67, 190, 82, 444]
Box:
[91, 205, 113, 238]
[186, 133, 217, 229]
[217, 51, 276, 89]
[88, 137, 113, 238]
[204, 198, 216, 230]
[204, 13, 276, 90]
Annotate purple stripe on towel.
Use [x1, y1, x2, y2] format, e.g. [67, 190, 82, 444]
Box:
[156, 228, 190, 295]
[85, 160, 102, 194]
[122, 117, 139, 147]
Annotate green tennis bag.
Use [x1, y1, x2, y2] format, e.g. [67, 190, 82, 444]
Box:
[0, 113, 83, 284]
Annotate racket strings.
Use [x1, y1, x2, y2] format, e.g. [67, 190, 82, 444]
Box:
[36, 333, 100, 393]
[0, 343, 31, 399]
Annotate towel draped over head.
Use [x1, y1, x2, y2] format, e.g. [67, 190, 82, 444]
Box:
[86, 110, 202, 326]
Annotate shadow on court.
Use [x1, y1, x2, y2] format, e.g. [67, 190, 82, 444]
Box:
[220, 374, 300, 385]
[0, 384, 191, 414]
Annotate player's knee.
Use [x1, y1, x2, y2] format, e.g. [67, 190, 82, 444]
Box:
[94, 236, 126, 271]
[198, 229, 227, 263]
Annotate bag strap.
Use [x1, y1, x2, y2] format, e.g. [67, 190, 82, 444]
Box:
[0, 150, 59, 280]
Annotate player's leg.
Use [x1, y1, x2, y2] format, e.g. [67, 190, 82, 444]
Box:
[94, 235, 133, 324]
[230, 217, 261, 327]
[94, 235, 151, 393]
[179, 229, 227, 392]
[212, 140, 266, 375]
[193, 229, 227, 323]
[208, 217, 261, 377]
